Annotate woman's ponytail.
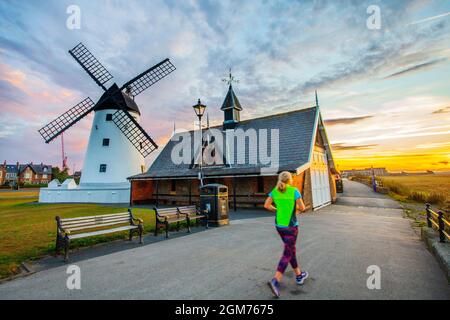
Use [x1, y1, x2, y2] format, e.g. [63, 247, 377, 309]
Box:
[277, 171, 293, 193]
[276, 180, 286, 192]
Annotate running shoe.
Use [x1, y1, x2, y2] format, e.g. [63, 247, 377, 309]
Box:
[268, 278, 280, 298]
[296, 271, 309, 285]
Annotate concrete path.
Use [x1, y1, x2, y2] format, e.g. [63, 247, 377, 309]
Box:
[0, 180, 448, 299]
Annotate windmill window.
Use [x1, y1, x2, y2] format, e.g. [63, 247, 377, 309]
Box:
[99, 164, 107, 173]
[102, 138, 110, 146]
[106, 114, 113, 121]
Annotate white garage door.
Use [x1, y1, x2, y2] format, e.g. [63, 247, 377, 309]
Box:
[311, 149, 331, 209]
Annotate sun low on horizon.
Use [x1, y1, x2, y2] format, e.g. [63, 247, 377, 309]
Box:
[0, 0, 450, 173]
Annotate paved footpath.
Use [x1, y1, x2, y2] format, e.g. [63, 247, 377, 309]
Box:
[0, 180, 449, 299]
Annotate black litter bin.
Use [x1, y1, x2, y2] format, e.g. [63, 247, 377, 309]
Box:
[200, 184, 229, 227]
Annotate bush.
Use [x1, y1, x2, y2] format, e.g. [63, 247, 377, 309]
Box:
[407, 191, 427, 203]
[426, 192, 446, 205]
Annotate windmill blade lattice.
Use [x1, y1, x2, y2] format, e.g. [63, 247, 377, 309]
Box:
[69, 43, 113, 90]
[112, 109, 158, 157]
[38, 97, 95, 143]
[120, 59, 176, 98]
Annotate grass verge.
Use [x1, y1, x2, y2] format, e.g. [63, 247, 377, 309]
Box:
[0, 190, 155, 279]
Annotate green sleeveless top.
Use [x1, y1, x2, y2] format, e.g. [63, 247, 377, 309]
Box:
[269, 185, 301, 227]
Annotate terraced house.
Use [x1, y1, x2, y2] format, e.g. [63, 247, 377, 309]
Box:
[0, 161, 53, 186]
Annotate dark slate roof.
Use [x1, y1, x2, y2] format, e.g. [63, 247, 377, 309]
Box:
[2, 164, 52, 174]
[130, 106, 319, 180]
[5, 165, 18, 174]
[94, 83, 141, 115]
[221, 85, 242, 111]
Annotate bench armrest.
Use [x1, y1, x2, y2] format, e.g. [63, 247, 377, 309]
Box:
[133, 217, 143, 225]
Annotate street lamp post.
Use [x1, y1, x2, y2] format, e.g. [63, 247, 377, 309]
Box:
[192, 99, 206, 186]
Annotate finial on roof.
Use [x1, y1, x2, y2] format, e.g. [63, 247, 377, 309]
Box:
[222, 68, 239, 88]
[315, 90, 319, 107]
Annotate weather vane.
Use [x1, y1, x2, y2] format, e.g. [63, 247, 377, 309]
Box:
[222, 68, 239, 86]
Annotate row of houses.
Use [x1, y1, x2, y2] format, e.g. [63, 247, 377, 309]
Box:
[0, 161, 53, 186]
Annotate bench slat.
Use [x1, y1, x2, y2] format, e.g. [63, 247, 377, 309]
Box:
[68, 225, 138, 239]
[65, 220, 134, 232]
[61, 215, 131, 225]
[60, 212, 130, 222]
[63, 217, 132, 230]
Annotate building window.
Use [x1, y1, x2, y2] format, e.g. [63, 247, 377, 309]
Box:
[99, 164, 107, 173]
[43, 174, 47, 179]
[106, 114, 113, 121]
[43, 167, 47, 172]
[102, 138, 110, 146]
[257, 176, 265, 193]
[170, 180, 176, 192]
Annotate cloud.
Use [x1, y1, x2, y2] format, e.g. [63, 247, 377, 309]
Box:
[432, 106, 450, 114]
[385, 58, 447, 78]
[331, 143, 378, 151]
[324, 115, 373, 126]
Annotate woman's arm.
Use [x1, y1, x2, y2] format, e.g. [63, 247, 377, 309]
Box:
[296, 198, 306, 214]
[264, 196, 277, 213]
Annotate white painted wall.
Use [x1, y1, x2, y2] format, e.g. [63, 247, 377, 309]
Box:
[80, 109, 145, 185]
[39, 186, 130, 204]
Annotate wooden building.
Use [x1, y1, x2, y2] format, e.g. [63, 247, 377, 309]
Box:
[129, 88, 338, 211]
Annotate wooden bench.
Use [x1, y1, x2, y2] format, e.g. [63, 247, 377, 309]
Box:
[177, 205, 208, 232]
[55, 209, 143, 261]
[154, 207, 189, 238]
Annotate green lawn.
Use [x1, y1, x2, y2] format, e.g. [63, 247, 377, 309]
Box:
[0, 190, 155, 279]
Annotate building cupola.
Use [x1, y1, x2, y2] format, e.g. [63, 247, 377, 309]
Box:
[221, 69, 242, 130]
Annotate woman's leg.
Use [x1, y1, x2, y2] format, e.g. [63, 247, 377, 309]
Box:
[289, 227, 302, 276]
[274, 227, 296, 281]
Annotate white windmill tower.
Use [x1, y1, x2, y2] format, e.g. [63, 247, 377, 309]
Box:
[38, 43, 175, 203]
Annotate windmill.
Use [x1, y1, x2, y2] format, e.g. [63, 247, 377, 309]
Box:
[38, 43, 175, 203]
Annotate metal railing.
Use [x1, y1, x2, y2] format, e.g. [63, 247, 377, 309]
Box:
[425, 203, 450, 243]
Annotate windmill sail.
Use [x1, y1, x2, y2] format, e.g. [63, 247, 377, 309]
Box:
[69, 43, 113, 90]
[120, 59, 176, 98]
[112, 109, 158, 157]
[38, 97, 95, 143]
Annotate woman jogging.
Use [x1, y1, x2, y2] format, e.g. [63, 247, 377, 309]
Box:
[264, 171, 308, 298]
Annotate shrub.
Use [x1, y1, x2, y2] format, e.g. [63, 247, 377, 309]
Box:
[426, 192, 446, 205]
[408, 191, 427, 203]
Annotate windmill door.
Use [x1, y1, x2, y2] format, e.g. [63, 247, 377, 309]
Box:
[311, 149, 332, 209]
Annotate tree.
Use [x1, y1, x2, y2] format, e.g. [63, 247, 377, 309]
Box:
[52, 167, 70, 182]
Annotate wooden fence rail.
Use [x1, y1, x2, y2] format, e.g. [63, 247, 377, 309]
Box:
[425, 203, 450, 243]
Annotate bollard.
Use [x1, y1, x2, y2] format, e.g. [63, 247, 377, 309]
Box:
[425, 203, 432, 228]
[438, 211, 445, 243]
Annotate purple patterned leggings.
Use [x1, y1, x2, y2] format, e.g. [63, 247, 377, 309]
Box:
[276, 226, 299, 273]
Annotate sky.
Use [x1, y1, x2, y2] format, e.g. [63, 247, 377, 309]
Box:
[0, 0, 449, 173]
